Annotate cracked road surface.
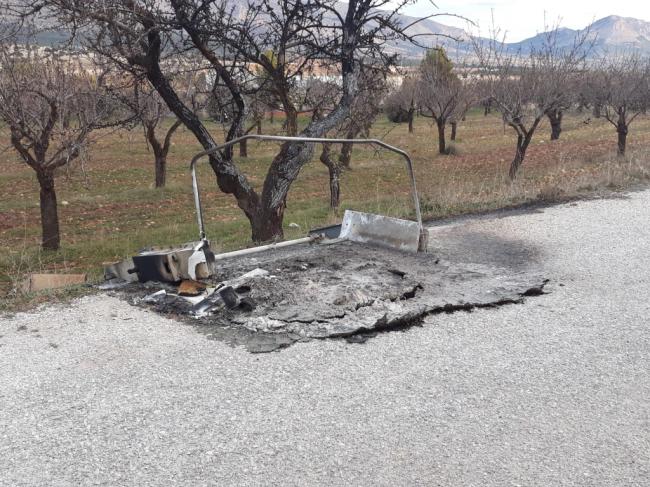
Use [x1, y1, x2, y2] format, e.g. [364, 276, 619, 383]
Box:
[2, 190, 650, 486]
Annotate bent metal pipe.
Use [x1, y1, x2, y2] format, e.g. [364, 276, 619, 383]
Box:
[189, 135, 426, 250]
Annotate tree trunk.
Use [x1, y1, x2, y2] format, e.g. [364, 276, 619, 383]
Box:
[239, 138, 248, 158]
[509, 135, 530, 179]
[250, 206, 284, 242]
[256, 119, 262, 135]
[155, 119, 181, 188]
[328, 164, 341, 209]
[320, 143, 341, 209]
[547, 109, 563, 140]
[617, 123, 628, 156]
[436, 119, 446, 154]
[593, 104, 602, 119]
[146, 125, 167, 188]
[154, 152, 166, 188]
[339, 141, 353, 169]
[407, 100, 415, 133]
[145, 60, 261, 230]
[450, 121, 457, 141]
[37, 171, 60, 251]
[284, 105, 298, 136]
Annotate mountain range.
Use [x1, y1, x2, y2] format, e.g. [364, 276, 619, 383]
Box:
[16, 8, 650, 60]
[402, 14, 650, 59]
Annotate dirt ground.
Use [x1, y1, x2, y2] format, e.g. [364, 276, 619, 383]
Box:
[1, 111, 649, 304]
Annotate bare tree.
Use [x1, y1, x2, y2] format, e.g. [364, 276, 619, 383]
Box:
[237, 93, 268, 158]
[480, 97, 492, 116]
[449, 90, 475, 142]
[19, 0, 439, 242]
[587, 56, 650, 156]
[474, 26, 590, 178]
[129, 83, 183, 188]
[545, 107, 563, 140]
[312, 69, 387, 208]
[384, 75, 418, 133]
[544, 71, 583, 140]
[0, 45, 119, 250]
[417, 48, 472, 154]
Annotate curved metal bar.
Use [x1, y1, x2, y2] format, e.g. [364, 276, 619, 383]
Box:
[190, 134, 424, 248]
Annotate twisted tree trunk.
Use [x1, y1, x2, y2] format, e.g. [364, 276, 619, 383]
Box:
[36, 170, 60, 250]
[154, 152, 166, 188]
[617, 122, 628, 156]
[320, 143, 342, 209]
[509, 132, 535, 179]
[143, 22, 356, 242]
[593, 104, 602, 119]
[547, 109, 563, 140]
[407, 100, 415, 133]
[508, 117, 542, 180]
[436, 119, 446, 154]
[145, 119, 182, 188]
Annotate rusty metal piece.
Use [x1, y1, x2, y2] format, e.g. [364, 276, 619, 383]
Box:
[178, 279, 207, 296]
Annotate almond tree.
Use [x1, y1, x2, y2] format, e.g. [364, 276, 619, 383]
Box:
[544, 71, 583, 140]
[417, 48, 470, 154]
[19, 0, 438, 242]
[311, 70, 387, 208]
[237, 93, 267, 158]
[449, 86, 476, 142]
[384, 75, 418, 133]
[474, 28, 590, 178]
[588, 56, 650, 156]
[129, 83, 183, 188]
[0, 45, 119, 250]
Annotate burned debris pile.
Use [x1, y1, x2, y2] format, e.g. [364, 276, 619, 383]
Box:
[102, 238, 547, 352]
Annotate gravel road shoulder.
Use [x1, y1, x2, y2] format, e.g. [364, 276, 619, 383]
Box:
[1, 190, 649, 486]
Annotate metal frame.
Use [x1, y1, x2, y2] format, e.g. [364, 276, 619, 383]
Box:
[190, 134, 425, 248]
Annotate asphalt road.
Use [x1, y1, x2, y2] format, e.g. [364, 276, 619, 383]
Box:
[1, 190, 649, 486]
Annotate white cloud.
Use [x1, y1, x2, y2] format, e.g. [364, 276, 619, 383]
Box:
[402, 0, 650, 41]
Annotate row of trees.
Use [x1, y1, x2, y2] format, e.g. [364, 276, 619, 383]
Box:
[387, 30, 650, 180]
[385, 48, 474, 155]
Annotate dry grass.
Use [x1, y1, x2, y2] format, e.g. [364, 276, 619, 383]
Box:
[1, 109, 650, 307]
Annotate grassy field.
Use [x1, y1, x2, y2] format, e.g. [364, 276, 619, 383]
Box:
[2, 109, 650, 304]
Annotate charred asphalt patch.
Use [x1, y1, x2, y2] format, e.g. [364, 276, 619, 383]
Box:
[112, 236, 547, 352]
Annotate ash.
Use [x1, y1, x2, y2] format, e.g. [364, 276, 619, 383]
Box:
[117, 240, 547, 352]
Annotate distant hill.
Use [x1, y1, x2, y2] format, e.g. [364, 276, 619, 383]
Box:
[13, 8, 650, 60]
[508, 15, 650, 55]
[398, 14, 650, 59]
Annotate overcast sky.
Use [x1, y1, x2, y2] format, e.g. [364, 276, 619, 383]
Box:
[401, 0, 650, 42]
